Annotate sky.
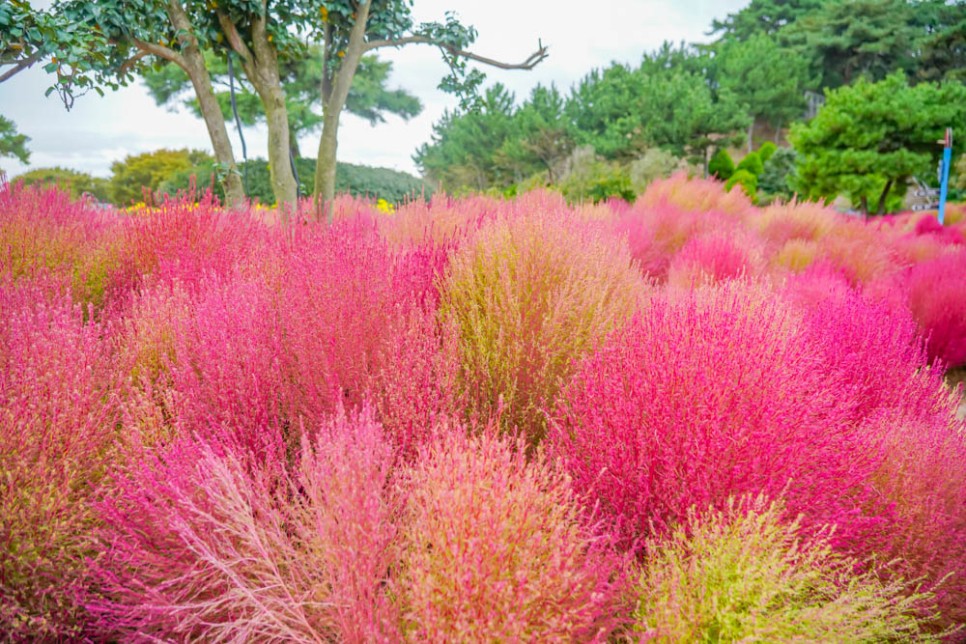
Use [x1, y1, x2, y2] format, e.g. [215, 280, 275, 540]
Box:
[0, 0, 750, 180]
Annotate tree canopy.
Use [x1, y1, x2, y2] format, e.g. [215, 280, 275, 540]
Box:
[790, 72, 966, 214]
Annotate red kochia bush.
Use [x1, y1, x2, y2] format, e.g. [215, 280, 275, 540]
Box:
[89, 405, 399, 641]
[549, 285, 889, 554]
[903, 249, 966, 368]
[0, 278, 116, 639]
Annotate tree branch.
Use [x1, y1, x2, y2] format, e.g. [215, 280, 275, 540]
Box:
[119, 50, 150, 76]
[216, 10, 256, 73]
[0, 52, 42, 83]
[365, 36, 548, 70]
[132, 38, 186, 69]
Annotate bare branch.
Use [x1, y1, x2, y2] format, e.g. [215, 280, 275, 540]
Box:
[0, 52, 42, 83]
[119, 50, 150, 76]
[365, 36, 548, 70]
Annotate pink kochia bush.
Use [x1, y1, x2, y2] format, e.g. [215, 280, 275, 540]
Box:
[902, 249, 966, 368]
[551, 282, 966, 625]
[3, 181, 966, 635]
[0, 279, 116, 639]
[89, 405, 399, 641]
[550, 285, 896, 551]
[398, 428, 625, 641]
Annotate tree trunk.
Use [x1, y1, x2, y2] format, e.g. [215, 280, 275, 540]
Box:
[182, 54, 245, 208]
[260, 82, 298, 212]
[313, 1, 372, 222]
[165, 1, 244, 207]
[747, 120, 755, 154]
[314, 104, 341, 221]
[876, 179, 894, 216]
[217, 7, 298, 216]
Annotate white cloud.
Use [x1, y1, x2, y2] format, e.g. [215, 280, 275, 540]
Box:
[0, 0, 748, 181]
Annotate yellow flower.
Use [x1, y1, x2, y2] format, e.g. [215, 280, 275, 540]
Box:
[375, 198, 395, 215]
[320, 6, 329, 21]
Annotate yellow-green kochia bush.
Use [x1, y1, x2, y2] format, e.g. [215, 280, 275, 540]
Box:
[439, 199, 646, 445]
[633, 495, 940, 642]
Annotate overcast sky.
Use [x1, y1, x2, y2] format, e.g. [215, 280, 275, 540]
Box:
[0, 0, 749, 180]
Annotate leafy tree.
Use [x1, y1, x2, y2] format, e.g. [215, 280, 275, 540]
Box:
[715, 34, 811, 149]
[414, 83, 517, 192]
[142, 48, 421, 160]
[496, 84, 574, 183]
[914, 0, 966, 83]
[0, 116, 30, 165]
[1, 0, 114, 100]
[790, 73, 966, 214]
[709, 0, 825, 42]
[307, 2, 546, 218]
[567, 62, 748, 163]
[782, 0, 920, 90]
[109, 148, 212, 205]
[63, 0, 254, 206]
[13, 166, 111, 201]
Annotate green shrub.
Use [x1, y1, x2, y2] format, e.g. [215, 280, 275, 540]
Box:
[161, 158, 431, 205]
[735, 151, 764, 177]
[630, 147, 684, 193]
[758, 141, 778, 163]
[557, 146, 634, 203]
[110, 148, 212, 205]
[725, 168, 759, 201]
[633, 495, 939, 642]
[12, 167, 111, 202]
[759, 148, 799, 203]
[708, 149, 735, 181]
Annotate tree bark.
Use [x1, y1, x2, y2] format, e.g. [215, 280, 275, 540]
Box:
[313, 1, 373, 221]
[218, 6, 298, 214]
[747, 120, 755, 154]
[154, 1, 245, 208]
[876, 178, 894, 215]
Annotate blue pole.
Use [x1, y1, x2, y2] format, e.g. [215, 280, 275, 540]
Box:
[938, 129, 952, 226]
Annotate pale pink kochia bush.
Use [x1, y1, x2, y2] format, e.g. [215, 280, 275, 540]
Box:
[398, 429, 625, 641]
[440, 207, 645, 444]
[549, 285, 889, 553]
[637, 172, 753, 218]
[749, 200, 839, 246]
[634, 495, 939, 642]
[0, 279, 116, 639]
[666, 229, 765, 288]
[382, 193, 503, 249]
[89, 405, 400, 642]
[902, 249, 966, 368]
[815, 218, 905, 285]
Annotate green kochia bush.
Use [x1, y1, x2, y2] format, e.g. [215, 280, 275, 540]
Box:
[634, 495, 939, 641]
[708, 149, 735, 181]
[439, 198, 645, 445]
